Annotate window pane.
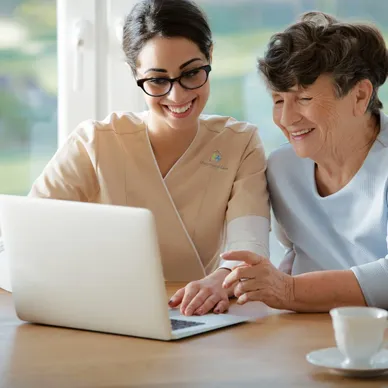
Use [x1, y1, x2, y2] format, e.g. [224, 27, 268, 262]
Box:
[199, 0, 388, 264]
[0, 0, 57, 195]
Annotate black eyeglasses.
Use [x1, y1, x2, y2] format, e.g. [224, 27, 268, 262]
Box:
[136, 65, 211, 97]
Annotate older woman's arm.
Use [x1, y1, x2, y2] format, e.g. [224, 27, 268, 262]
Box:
[290, 269, 366, 312]
[292, 225, 388, 311]
[221, 215, 388, 311]
[221, 251, 370, 313]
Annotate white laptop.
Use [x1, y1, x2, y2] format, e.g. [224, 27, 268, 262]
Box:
[0, 195, 249, 340]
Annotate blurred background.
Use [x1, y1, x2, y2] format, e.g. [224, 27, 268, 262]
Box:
[1, 0, 388, 261]
[2, 0, 388, 195]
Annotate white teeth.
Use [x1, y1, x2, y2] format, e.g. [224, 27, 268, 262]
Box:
[168, 102, 192, 114]
[292, 128, 314, 136]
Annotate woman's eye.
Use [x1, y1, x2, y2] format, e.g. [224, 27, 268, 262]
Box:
[149, 78, 169, 85]
[183, 69, 200, 78]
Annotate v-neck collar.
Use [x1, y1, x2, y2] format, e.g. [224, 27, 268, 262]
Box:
[145, 121, 200, 181]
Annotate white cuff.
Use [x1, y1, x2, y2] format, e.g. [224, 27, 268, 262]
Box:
[219, 215, 270, 270]
[351, 257, 388, 309]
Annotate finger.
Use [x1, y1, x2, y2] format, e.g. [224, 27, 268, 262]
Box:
[180, 283, 201, 315]
[192, 294, 222, 316]
[184, 289, 212, 316]
[213, 299, 229, 314]
[221, 250, 265, 266]
[234, 278, 258, 298]
[222, 265, 254, 289]
[236, 290, 262, 305]
[168, 288, 185, 308]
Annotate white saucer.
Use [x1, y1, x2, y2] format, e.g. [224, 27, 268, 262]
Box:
[306, 347, 388, 377]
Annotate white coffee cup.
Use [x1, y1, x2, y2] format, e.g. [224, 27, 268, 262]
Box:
[330, 306, 388, 368]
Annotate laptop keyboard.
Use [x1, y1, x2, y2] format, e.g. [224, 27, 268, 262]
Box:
[170, 319, 205, 331]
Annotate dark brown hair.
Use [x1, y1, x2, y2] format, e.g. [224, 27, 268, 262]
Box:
[122, 0, 212, 75]
[258, 11, 388, 114]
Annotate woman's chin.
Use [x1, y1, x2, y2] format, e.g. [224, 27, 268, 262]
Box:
[163, 109, 202, 129]
[292, 143, 314, 159]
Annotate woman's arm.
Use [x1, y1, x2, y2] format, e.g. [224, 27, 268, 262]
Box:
[291, 269, 366, 312]
[29, 121, 99, 201]
[0, 122, 100, 292]
[221, 251, 368, 312]
[170, 127, 271, 315]
[219, 128, 270, 270]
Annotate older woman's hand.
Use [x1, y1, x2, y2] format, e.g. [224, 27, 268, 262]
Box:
[222, 251, 295, 310]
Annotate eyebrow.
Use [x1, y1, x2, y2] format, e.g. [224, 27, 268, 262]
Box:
[180, 58, 202, 69]
[144, 58, 202, 74]
[271, 88, 305, 98]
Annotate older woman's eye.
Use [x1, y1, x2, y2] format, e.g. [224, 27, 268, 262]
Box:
[274, 100, 284, 105]
[300, 97, 312, 101]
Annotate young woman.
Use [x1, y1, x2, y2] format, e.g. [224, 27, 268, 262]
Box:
[21, 0, 270, 315]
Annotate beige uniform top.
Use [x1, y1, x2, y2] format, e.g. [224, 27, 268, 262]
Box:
[1, 111, 269, 284]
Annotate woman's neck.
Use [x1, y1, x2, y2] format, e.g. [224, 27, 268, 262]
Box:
[147, 114, 199, 144]
[314, 114, 380, 196]
[146, 114, 200, 178]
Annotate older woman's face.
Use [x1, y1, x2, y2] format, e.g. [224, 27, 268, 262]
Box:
[271, 74, 356, 159]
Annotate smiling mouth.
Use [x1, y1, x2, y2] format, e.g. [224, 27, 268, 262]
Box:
[163, 98, 196, 118]
[291, 128, 315, 138]
[166, 101, 193, 113]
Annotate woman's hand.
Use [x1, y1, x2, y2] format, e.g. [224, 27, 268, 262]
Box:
[221, 250, 295, 310]
[168, 269, 231, 316]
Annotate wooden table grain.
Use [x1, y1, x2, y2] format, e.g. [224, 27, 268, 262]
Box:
[0, 284, 387, 387]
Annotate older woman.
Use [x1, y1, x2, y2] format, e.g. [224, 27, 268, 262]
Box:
[222, 12, 388, 312]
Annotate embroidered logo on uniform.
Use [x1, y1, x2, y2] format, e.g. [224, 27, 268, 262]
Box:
[200, 150, 228, 170]
[210, 151, 222, 163]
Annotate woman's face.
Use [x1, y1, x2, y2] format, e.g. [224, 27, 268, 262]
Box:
[271, 74, 358, 160]
[136, 36, 211, 131]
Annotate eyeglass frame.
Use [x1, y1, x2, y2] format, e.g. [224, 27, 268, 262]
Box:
[136, 64, 212, 97]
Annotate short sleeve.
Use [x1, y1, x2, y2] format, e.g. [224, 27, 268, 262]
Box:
[29, 122, 100, 201]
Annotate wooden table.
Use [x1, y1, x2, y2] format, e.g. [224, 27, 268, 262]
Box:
[1, 284, 387, 388]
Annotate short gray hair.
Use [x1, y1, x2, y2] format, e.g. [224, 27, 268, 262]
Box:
[258, 12, 388, 115]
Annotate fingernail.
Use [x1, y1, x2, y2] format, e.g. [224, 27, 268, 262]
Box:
[168, 299, 173, 305]
[185, 308, 192, 316]
[214, 309, 220, 314]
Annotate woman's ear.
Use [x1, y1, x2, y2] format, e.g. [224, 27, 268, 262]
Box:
[209, 44, 214, 64]
[353, 79, 374, 116]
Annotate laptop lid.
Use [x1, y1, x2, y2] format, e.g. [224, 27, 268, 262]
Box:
[0, 195, 173, 340]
